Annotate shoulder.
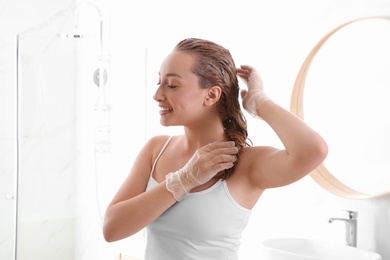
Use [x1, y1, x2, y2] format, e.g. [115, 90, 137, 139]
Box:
[127, 135, 173, 181]
[141, 135, 173, 160]
[143, 135, 172, 151]
[145, 135, 172, 147]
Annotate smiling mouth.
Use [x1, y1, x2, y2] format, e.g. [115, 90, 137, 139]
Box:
[159, 107, 173, 115]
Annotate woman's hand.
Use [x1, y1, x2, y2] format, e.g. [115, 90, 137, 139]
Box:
[166, 141, 238, 201]
[237, 65, 270, 118]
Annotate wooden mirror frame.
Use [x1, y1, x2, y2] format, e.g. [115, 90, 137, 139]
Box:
[290, 16, 390, 199]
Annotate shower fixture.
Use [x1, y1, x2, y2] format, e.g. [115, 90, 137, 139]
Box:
[59, 1, 110, 109]
[58, 1, 108, 93]
[57, 1, 104, 44]
[93, 67, 108, 87]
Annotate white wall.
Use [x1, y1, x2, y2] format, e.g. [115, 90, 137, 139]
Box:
[1, 0, 389, 259]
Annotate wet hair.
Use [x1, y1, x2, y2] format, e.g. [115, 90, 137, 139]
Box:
[174, 38, 252, 179]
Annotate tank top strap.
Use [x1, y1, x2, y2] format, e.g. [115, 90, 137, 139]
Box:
[149, 136, 174, 178]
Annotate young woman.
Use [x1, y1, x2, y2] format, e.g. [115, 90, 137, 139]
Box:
[103, 38, 328, 259]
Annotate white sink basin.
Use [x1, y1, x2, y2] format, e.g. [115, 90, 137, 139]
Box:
[262, 238, 382, 260]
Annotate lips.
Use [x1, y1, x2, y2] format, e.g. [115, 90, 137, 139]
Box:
[159, 106, 173, 115]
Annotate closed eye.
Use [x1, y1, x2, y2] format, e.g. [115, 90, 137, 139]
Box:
[156, 82, 177, 89]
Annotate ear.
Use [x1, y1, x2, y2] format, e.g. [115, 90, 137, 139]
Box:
[204, 86, 222, 106]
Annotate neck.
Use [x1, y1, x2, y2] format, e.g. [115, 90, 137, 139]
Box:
[182, 121, 227, 151]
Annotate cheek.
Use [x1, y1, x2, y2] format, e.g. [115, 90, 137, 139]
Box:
[174, 91, 205, 108]
[185, 93, 206, 109]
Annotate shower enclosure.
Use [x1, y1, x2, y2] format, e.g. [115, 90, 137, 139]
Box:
[0, 2, 111, 259]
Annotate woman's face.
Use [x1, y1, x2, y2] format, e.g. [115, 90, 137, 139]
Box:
[154, 51, 210, 127]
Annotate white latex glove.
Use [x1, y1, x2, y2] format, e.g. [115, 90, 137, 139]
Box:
[237, 65, 271, 118]
[166, 141, 238, 201]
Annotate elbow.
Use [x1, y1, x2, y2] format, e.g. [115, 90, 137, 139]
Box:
[102, 213, 121, 243]
[103, 236, 117, 243]
[103, 221, 116, 243]
[103, 232, 115, 243]
[318, 137, 328, 162]
[103, 235, 114, 243]
[297, 136, 328, 172]
[103, 225, 122, 243]
[102, 212, 138, 242]
[310, 136, 328, 167]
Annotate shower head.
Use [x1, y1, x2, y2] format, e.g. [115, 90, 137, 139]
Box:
[56, 33, 85, 38]
[57, 1, 103, 44]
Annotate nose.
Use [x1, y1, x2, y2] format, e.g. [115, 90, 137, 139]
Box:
[153, 85, 165, 102]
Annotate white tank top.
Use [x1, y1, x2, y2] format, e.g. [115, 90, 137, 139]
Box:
[144, 136, 251, 260]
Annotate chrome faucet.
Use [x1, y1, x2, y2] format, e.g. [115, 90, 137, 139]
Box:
[329, 210, 358, 247]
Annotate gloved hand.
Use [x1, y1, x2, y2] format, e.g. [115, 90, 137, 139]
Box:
[166, 141, 238, 201]
[237, 65, 271, 118]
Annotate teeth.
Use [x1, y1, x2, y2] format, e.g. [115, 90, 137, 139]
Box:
[160, 107, 171, 111]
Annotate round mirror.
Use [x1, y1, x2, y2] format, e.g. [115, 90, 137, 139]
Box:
[290, 17, 390, 199]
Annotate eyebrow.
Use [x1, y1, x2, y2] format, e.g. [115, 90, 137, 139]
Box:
[159, 72, 183, 79]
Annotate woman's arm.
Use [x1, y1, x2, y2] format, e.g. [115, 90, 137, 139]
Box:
[103, 136, 177, 242]
[249, 100, 328, 189]
[237, 65, 328, 189]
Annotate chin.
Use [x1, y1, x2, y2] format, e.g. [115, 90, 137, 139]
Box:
[160, 120, 171, 127]
[160, 120, 180, 127]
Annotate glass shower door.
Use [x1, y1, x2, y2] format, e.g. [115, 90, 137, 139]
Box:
[0, 35, 17, 260]
[16, 33, 78, 260]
